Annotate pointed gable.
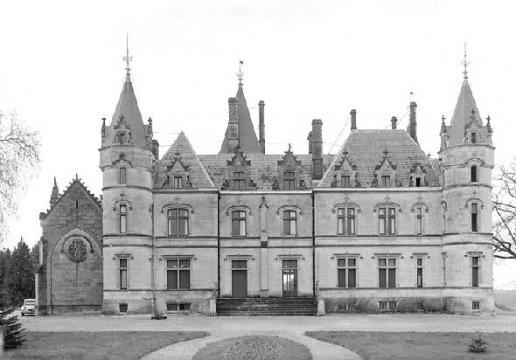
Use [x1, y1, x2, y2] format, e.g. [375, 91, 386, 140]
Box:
[219, 85, 262, 154]
[103, 78, 149, 149]
[155, 132, 214, 189]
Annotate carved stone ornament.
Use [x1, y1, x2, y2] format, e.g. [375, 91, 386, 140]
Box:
[67, 238, 88, 263]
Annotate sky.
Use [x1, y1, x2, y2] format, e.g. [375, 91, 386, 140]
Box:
[0, 0, 515, 288]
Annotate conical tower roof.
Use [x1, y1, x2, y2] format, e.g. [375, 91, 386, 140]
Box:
[219, 84, 262, 154]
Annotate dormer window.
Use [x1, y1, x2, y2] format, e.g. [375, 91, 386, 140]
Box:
[233, 172, 246, 190]
[409, 163, 426, 188]
[374, 150, 396, 188]
[164, 152, 190, 189]
[333, 151, 357, 188]
[227, 149, 252, 191]
[415, 178, 421, 187]
[283, 172, 296, 190]
[471, 132, 477, 144]
[277, 144, 301, 191]
[381, 175, 390, 188]
[341, 175, 351, 188]
[173, 176, 183, 188]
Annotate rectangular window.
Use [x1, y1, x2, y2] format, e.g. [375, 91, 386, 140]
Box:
[472, 301, 480, 310]
[471, 166, 478, 182]
[283, 171, 296, 190]
[471, 203, 478, 232]
[166, 303, 191, 313]
[232, 210, 247, 236]
[379, 301, 387, 310]
[173, 176, 183, 188]
[338, 208, 356, 235]
[283, 210, 297, 235]
[233, 172, 246, 190]
[416, 207, 423, 235]
[416, 257, 423, 288]
[471, 132, 477, 144]
[381, 175, 390, 187]
[119, 258, 128, 290]
[167, 208, 189, 236]
[167, 258, 191, 290]
[379, 207, 396, 235]
[119, 167, 126, 184]
[119, 303, 128, 313]
[415, 177, 421, 187]
[337, 258, 357, 288]
[472, 256, 479, 287]
[379, 258, 396, 288]
[388, 301, 397, 310]
[120, 204, 127, 234]
[341, 175, 351, 188]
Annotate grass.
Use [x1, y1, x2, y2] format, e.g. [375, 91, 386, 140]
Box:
[306, 331, 516, 360]
[193, 335, 312, 360]
[2, 331, 208, 360]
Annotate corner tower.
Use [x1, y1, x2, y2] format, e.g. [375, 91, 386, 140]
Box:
[439, 50, 494, 313]
[99, 43, 156, 315]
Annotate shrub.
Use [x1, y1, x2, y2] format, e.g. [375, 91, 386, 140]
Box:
[468, 333, 488, 353]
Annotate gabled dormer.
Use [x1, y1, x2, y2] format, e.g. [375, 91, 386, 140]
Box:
[163, 153, 191, 188]
[464, 110, 485, 144]
[331, 150, 358, 188]
[373, 150, 397, 188]
[409, 163, 427, 187]
[224, 147, 255, 190]
[113, 115, 132, 145]
[277, 144, 301, 190]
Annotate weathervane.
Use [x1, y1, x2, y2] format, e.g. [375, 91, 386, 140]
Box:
[237, 60, 244, 85]
[461, 42, 470, 81]
[124, 33, 132, 77]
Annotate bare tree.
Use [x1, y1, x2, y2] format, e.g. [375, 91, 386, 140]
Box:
[0, 112, 40, 243]
[493, 161, 516, 259]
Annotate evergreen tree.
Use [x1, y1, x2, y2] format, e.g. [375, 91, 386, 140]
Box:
[0, 297, 25, 349]
[0, 249, 11, 301]
[4, 239, 34, 307]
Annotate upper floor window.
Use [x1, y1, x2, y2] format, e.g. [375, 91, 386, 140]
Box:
[233, 172, 246, 190]
[471, 203, 479, 232]
[379, 207, 396, 235]
[283, 210, 297, 235]
[470, 132, 477, 144]
[471, 165, 478, 183]
[381, 175, 391, 187]
[232, 210, 247, 236]
[167, 208, 189, 236]
[379, 258, 396, 288]
[120, 204, 127, 233]
[471, 256, 479, 287]
[337, 208, 355, 235]
[119, 167, 126, 184]
[283, 171, 296, 190]
[416, 207, 423, 235]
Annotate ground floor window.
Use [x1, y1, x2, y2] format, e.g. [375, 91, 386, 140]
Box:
[337, 258, 357, 288]
[167, 303, 190, 313]
[472, 301, 480, 310]
[119, 303, 128, 313]
[378, 258, 396, 288]
[167, 258, 191, 290]
[379, 301, 397, 311]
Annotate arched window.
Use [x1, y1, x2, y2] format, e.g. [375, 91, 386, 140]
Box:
[337, 207, 356, 235]
[119, 204, 127, 234]
[283, 210, 297, 235]
[232, 210, 247, 237]
[167, 208, 189, 236]
[471, 203, 479, 232]
[120, 167, 127, 184]
[471, 165, 478, 183]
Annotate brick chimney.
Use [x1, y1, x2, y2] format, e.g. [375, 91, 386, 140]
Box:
[311, 119, 323, 180]
[258, 100, 265, 154]
[409, 101, 418, 143]
[350, 109, 357, 130]
[391, 116, 397, 129]
[228, 97, 239, 152]
[307, 131, 313, 154]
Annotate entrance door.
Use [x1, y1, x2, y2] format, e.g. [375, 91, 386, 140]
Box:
[232, 270, 247, 298]
[231, 260, 248, 298]
[282, 259, 298, 297]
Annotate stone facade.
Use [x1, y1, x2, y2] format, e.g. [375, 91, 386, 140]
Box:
[38, 60, 495, 316]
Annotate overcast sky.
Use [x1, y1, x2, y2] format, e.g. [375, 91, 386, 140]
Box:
[1, 0, 515, 288]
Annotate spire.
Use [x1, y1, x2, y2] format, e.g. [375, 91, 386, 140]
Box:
[124, 33, 132, 82]
[50, 177, 59, 207]
[462, 42, 470, 83]
[101, 38, 149, 149]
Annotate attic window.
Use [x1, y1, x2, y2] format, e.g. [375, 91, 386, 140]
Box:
[173, 176, 183, 188]
[341, 176, 351, 188]
[283, 171, 296, 190]
[415, 178, 421, 187]
[470, 132, 477, 144]
[233, 172, 246, 190]
[381, 175, 391, 188]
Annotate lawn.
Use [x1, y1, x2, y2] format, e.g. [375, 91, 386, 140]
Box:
[306, 331, 516, 360]
[2, 331, 208, 360]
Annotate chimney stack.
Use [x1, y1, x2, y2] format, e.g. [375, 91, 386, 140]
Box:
[307, 131, 313, 154]
[350, 109, 357, 130]
[409, 101, 418, 143]
[391, 116, 397, 129]
[312, 119, 323, 180]
[258, 100, 265, 153]
[228, 97, 239, 151]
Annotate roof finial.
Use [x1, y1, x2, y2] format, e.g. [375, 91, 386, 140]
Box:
[124, 33, 132, 79]
[237, 60, 244, 86]
[462, 42, 470, 81]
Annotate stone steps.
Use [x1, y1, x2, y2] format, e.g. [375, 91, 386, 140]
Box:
[217, 297, 317, 316]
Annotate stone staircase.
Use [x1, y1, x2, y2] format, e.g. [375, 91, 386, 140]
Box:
[216, 297, 317, 316]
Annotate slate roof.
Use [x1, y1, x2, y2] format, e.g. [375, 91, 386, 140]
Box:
[447, 79, 487, 147]
[198, 153, 334, 190]
[318, 130, 440, 188]
[103, 76, 149, 149]
[219, 85, 262, 154]
[155, 132, 215, 189]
